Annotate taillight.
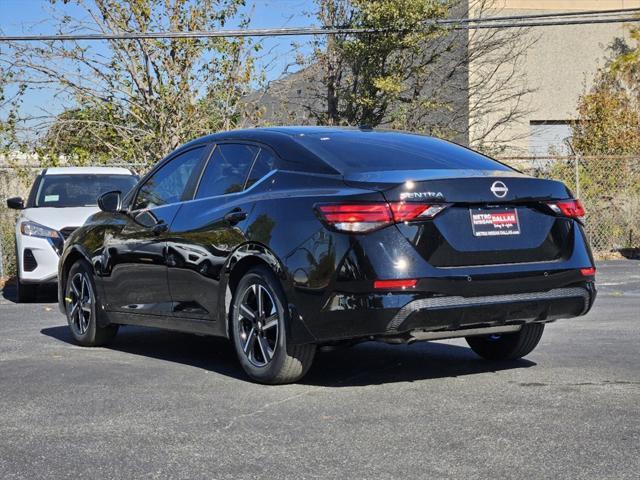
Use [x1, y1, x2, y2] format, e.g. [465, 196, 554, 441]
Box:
[316, 204, 392, 232]
[389, 203, 448, 222]
[547, 199, 585, 218]
[316, 202, 447, 233]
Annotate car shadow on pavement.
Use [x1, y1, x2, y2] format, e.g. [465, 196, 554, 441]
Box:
[303, 341, 535, 387]
[41, 324, 535, 386]
[1, 280, 58, 304]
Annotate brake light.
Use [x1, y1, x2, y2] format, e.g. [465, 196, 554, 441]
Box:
[548, 199, 585, 218]
[580, 267, 596, 277]
[316, 204, 392, 232]
[374, 279, 418, 289]
[317, 202, 447, 233]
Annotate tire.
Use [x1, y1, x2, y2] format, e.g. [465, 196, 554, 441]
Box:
[231, 266, 316, 384]
[64, 259, 118, 347]
[16, 278, 38, 303]
[466, 323, 545, 361]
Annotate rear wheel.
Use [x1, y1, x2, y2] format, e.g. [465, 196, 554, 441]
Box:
[466, 323, 544, 361]
[231, 266, 316, 384]
[65, 259, 118, 346]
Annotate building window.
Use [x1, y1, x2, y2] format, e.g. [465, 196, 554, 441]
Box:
[529, 120, 573, 156]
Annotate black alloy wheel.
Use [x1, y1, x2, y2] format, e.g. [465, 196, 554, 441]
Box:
[231, 266, 316, 384]
[65, 259, 118, 346]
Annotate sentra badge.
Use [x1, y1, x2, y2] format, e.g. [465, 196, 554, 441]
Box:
[400, 191, 445, 201]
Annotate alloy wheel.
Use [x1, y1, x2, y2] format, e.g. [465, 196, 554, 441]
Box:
[67, 272, 93, 335]
[236, 283, 279, 367]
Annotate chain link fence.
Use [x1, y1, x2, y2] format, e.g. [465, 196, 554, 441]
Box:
[501, 156, 640, 253]
[1, 155, 639, 278]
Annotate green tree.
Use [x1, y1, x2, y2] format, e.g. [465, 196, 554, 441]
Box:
[310, 0, 451, 127]
[5, 0, 257, 166]
[0, 63, 24, 154]
[257, 0, 534, 149]
[571, 25, 640, 155]
[564, 26, 640, 249]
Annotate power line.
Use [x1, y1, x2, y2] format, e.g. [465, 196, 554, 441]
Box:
[438, 6, 640, 25]
[457, 16, 640, 30]
[0, 9, 639, 42]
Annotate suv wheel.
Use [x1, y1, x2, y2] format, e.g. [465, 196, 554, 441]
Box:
[65, 259, 118, 346]
[466, 323, 545, 361]
[231, 266, 315, 384]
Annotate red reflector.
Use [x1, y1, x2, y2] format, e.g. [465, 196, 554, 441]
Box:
[580, 267, 596, 276]
[373, 279, 418, 289]
[555, 199, 585, 218]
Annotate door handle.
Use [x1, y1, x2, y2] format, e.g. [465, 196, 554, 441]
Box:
[224, 209, 247, 225]
[152, 221, 169, 235]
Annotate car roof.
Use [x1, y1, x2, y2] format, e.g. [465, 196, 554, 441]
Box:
[182, 126, 371, 146]
[177, 126, 426, 175]
[43, 166, 134, 176]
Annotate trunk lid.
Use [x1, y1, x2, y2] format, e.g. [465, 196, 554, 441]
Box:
[345, 169, 576, 268]
[343, 168, 572, 203]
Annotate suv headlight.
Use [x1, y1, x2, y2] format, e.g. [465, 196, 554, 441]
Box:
[20, 221, 61, 239]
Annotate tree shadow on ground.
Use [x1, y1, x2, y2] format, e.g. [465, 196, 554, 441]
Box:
[41, 324, 535, 387]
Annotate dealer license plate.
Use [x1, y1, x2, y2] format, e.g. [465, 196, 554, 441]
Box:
[470, 208, 521, 237]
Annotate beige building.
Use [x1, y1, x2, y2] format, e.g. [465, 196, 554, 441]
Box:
[474, 0, 640, 155]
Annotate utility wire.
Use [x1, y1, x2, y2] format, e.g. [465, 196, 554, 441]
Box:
[438, 7, 640, 25]
[456, 16, 640, 30]
[0, 9, 639, 42]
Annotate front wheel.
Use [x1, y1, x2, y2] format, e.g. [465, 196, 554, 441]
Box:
[65, 260, 118, 346]
[466, 323, 545, 361]
[231, 266, 316, 384]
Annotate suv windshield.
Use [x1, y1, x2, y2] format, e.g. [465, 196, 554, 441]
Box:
[293, 131, 511, 173]
[34, 174, 138, 208]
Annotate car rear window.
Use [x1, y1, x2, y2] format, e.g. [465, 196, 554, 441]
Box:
[293, 131, 511, 173]
[35, 174, 138, 208]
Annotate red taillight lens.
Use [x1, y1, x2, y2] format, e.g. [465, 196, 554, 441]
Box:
[580, 267, 596, 277]
[548, 199, 585, 218]
[374, 279, 418, 289]
[389, 203, 449, 222]
[317, 202, 447, 233]
[317, 204, 393, 232]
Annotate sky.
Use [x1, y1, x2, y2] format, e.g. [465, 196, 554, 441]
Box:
[0, 0, 317, 120]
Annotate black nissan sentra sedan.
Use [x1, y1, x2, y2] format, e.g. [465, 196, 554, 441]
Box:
[58, 127, 596, 384]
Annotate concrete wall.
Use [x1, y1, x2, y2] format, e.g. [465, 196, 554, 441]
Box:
[470, 0, 640, 155]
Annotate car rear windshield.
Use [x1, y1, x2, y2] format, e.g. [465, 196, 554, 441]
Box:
[34, 174, 138, 208]
[293, 131, 511, 173]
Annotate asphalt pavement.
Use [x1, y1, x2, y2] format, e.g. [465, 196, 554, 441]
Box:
[0, 261, 638, 479]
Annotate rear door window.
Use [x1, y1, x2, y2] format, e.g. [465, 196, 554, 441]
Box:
[195, 143, 259, 199]
[246, 148, 277, 189]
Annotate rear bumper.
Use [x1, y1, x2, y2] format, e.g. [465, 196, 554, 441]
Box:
[297, 282, 596, 344]
[387, 286, 591, 332]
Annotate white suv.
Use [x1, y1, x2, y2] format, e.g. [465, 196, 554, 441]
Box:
[6, 167, 138, 302]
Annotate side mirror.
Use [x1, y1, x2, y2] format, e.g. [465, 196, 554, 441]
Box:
[6, 197, 24, 210]
[98, 191, 122, 213]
